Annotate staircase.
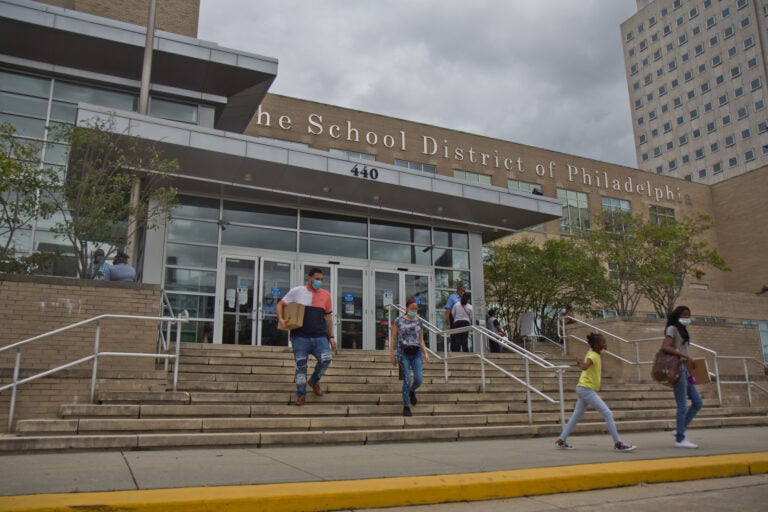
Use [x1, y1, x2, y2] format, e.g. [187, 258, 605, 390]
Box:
[2, 344, 767, 452]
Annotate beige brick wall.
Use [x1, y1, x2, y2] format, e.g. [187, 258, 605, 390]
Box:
[34, 0, 200, 37]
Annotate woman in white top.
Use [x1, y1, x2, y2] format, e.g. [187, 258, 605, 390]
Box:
[450, 292, 472, 352]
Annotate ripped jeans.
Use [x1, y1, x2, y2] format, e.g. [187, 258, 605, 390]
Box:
[292, 336, 333, 397]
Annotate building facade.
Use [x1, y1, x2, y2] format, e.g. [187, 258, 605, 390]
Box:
[622, 0, 768, 185]
[1, 0, 766, 353]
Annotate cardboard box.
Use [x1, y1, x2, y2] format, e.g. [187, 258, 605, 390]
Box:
[278, 302, 305, 331]
[689, 358, 711, 384]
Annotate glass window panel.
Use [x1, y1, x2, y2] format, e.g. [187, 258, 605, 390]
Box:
[300, 233, 367, 258]
[0, 113, 46, 138]
[49, 101, 77, 123]
[164, 269, 217, 293]
[0, 227, 32, 252]
[42, 142, 69, 166]
[33, 229, 72, 254]
[370, 241, 431, 265]
[221, 224, 296, 251]
[432, 249, 469, 269]
[433, 229, 469, 249]
[0, 70, 51, 98]
[167, 218, 219, 244]
[172, 195, 220, 220]
[165, 242, 218, 268]
[300, 211, 367, 236]
[166, 293, 215, 319]
[370, 220, 430, 244]
[149, 97, 198, 124]
[52, 81, 135, 111]
[0, 91, 49, 118]
[434, 269, 470, 292]
[223, 201, 297, 228]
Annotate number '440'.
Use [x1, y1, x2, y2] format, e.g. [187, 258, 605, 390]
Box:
[350, 164, 379, 180]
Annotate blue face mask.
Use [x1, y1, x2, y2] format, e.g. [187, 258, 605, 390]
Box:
[679, 317, 691, 326]
[407, 311, 418, 319]
[311, 279, 323, 290]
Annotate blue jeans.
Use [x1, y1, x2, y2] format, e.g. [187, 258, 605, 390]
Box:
[674, 364, 703, 442]
[292, 336, 332, 397]
[399, 350, 423, 407]
[559, 386, 621, 443]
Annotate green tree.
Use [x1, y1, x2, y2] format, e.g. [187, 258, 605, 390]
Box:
[45, 117, 179, 279]
[484, 237, 613, 341]
[637, 213, 729, 317]
[0, 123, 59, 273]
[583, 211, 646, 317]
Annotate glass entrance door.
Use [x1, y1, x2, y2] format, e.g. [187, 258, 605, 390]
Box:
[338, 267, 364, 350]
[373, 270, 432, 350]
[258, 259, 292, 346]
[220, 257, 257, 345]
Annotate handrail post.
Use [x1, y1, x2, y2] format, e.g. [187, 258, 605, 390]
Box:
[442, 332, 449, 382]
[89, 319, 101, 403]
[524, 358, 532, 424]
[557, 368, 566, 427]
[172, 310, 187, 392]
[8, 348, 22, 433]
[743, 359, 752, 407]
[635, 341, 642, 382]
[479, 331, 486, 393]
[713, 355, 722, 406]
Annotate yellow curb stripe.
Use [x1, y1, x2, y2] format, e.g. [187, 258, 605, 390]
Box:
[0, 452, 766, 512]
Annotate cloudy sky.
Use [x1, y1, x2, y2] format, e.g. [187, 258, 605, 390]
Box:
[198, 1, 640, 168]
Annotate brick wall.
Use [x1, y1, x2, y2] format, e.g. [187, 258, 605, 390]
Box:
[0, 275, 165, 431]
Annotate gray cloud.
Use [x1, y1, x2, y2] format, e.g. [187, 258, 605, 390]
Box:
[198, 0, 639, 167]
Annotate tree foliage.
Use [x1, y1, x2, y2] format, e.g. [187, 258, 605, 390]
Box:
[484, 237, 613, 341]
[0, 123, 59, 273]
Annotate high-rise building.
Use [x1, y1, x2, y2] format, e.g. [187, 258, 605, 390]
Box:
[621, 0, 768, 184]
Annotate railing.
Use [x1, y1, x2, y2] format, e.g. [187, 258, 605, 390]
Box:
[158, 290, 176, 370]
[559, 315, 768, 407]
[386, 304, 570, 425]
[0, 311, 189, 432]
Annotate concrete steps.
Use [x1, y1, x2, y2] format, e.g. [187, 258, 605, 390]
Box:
[2, 344, 767, 452]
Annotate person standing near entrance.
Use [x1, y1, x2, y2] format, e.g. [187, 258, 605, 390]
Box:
[103, 251, 136, 282]
[390, 299, 430, 417]
[277, 267, 336, 406]
[443, 283, 465, 351]
[450, 292, 473, 352]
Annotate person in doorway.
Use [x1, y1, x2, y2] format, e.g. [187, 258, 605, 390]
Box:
[390, 299, 430, 417]
[450, 292, 473, 352]
[662, 305, 703, 449]
[443, 283, 465, 351]
[103, 251, 136, 282]
[555, 332, 637, 452]
[90, 248, 110, 280]
[486, 309, 505, 353]
[277, 267, 336, 406]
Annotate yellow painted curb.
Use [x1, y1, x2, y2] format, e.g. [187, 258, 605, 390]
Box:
[0, 452, 766, 512]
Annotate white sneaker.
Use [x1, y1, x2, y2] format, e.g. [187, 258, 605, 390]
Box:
[674, 438, 699, 449]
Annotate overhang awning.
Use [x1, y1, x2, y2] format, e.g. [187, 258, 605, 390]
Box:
[77, 105, 562, 243]
[0, 0, 277, 132]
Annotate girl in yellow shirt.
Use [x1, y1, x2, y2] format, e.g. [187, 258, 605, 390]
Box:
[555, 333, 637, 452]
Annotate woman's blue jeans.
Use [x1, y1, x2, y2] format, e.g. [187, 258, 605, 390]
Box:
[399, 350, 423, 407]
[674, 364, 703, 442]
[559, 386, 621, 443]
[291, 335, 332, 397]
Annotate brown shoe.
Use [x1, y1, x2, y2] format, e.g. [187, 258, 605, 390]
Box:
[309, 380, 324, 396]
[295, 395, 305, 406]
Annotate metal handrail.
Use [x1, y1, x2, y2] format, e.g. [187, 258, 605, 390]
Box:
[0, 311, 189, 432]
[559, 316, 768, 407]
[158, 290, 177, 369]
[386, 304, 570, 425]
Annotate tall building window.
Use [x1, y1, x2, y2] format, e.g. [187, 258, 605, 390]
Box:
[557, 189, 590, 236]
[329, 149, 375, 161]
[453, 169, 492, 185]
[649, 204, 675, 225]
[394, 159, 436, 173]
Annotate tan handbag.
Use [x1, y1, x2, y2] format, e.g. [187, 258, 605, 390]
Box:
[278, 302, 305, 331]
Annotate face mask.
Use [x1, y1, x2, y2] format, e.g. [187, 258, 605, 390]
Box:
[407, 311, 418, 319]
[311, 279, 323, 290]
[679, 318, 691, 326]
[560, 308, 567, 314]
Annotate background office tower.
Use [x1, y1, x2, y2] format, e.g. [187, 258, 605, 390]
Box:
[621, 0, 768, 184]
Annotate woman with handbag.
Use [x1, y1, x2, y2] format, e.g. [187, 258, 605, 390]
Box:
[450, 292, 473, 352]
[390, 299, 430, 417]
[662, 305, 703, 449]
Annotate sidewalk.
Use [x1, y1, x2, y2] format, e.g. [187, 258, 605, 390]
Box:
[0, 426, 766, 511]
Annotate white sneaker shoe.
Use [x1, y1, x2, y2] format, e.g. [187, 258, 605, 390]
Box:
[674, 438, 699, 449]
